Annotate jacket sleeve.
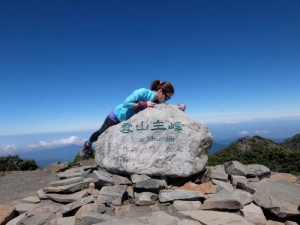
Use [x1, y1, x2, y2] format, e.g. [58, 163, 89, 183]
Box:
[123, 88, 147, 108]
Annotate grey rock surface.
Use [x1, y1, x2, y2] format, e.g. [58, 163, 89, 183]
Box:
[134, 192, 158, 206]
[97, 185, 127, 206]
[253, 179, 300, 218]
[180, 210, 255, 225]
[173, 200, 202, 211]
[241, 203, 267, 225]
[159, 189, 204, 203]
[95, 104, 213, 177]
[202, 189, 243, 210]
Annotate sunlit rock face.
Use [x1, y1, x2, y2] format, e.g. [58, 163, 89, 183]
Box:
[95, 104, 213, 177]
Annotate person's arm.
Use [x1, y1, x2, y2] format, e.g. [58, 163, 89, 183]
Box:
[123, 88, 155, 109]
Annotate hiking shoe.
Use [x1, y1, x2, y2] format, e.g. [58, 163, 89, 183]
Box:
[79, 141, 91, 158]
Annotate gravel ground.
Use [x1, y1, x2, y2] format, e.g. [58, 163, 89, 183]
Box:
[0, 169, 59, 206]
[0, 158, 96, 206]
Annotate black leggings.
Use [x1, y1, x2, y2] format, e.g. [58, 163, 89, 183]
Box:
[89, 115, 120, 143]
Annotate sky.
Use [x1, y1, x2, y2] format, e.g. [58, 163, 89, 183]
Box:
[0, 0, 300, 155]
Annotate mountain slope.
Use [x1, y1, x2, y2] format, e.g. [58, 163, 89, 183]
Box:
[281, 133, 300, 152]
[207, 135, 300, 175]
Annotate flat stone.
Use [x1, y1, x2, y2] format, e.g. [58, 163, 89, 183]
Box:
[253, 179, 300, 218]
[46, 189, 88, 203]
[43, 178, 93, 193]
[113, 174, 132, 185]
[57, 216, 76, 225]
[178, 181, 215, 194]
[135, 179, 167, 192]
[180, 210, 255, 225]
[126, 186, 134, 204]
[82, 212, 114, 224]
[233, 189, 252, 206]
[212, 179, 233, 192]
[37, 189, 48, 199]
[50, 177, 83, 187]
[266, 220, 284, 225]
[159, 189, 204, 203]
[21, 196, 41, 204]
[210, 167, 228, 181]
[269, 173, 297, 183]
[75, 203, 99, 220]
[92, 170, 114, 186]
[61, 195, 94, 214]
[140, 211, 201, 225]
[88, 218, 143, 225]
[58, 172, 83, 179]
[241, 203, 267, 225]
[114, 205, 136, 217]
[0, 205, 15, 225]
[231, 175, 247, 188]
[237, 179, 257, 194]
[202, 189, 243, 210]
[56, 167, 81, 178]
[15, 202, 40, 214]
[21, 212, 54, 225]
[44, 161, 69, 174]
[247, 164, 271, 178]
[134, 192, 158, 206]
[247, 177, 260, 182]
[31, 200, 63, 213]
[173, 200, 202, 211]
[195, 167, 211, 183]
[225, 161, 248, 176]
[98, 185, 127, 206]
[6, 213, 27, 225]
[131, 174, 151, 183]
[98, 211, 201, 225]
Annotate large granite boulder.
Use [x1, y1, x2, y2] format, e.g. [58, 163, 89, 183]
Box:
[95, 104, 213, 177]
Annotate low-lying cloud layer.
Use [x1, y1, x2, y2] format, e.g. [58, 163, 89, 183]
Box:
[0, 136, 84, 155]
[238, 130, 269, 136]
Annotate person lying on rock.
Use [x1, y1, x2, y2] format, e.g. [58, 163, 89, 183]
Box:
[79, 79, 186, 158]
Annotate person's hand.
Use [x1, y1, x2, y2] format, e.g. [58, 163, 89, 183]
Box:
[147, 101, 156, 107]
[177, 104, 186, 111]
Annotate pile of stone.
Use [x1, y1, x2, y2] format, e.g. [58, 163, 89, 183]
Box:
[1, 160, 299, 225]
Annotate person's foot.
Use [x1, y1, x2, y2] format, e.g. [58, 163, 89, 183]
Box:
[79, 141, 92, 158]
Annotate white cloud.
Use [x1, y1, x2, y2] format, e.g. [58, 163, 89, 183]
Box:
[255, 130, 269, 134]
[239, 131, 249, 135]
[26, 136, 82, 150]
[0, 144, 18, 154]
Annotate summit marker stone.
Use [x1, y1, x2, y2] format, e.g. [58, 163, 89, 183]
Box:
[95, 104, 213, 177]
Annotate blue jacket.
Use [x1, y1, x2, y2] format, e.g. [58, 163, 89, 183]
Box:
[114, 88, 156, 122]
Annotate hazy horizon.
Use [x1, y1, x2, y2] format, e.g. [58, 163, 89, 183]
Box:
[1, 116, 299, 156]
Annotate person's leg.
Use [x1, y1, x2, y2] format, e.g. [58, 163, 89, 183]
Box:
[79, 115, 119, 157]
[88, 116, 119, 144]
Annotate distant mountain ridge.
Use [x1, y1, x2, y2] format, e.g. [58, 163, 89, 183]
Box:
[208, 134, 300, 175]
[232, 135, 280, 151]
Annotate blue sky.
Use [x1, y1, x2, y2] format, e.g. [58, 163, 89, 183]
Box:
[0, 0, 300, 154]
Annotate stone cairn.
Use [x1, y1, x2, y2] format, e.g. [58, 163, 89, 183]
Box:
[2, 161, 300, 225]
[1, 105, 300, 225]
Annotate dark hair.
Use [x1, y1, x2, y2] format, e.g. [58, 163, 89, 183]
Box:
[150, 79, 175, 94]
